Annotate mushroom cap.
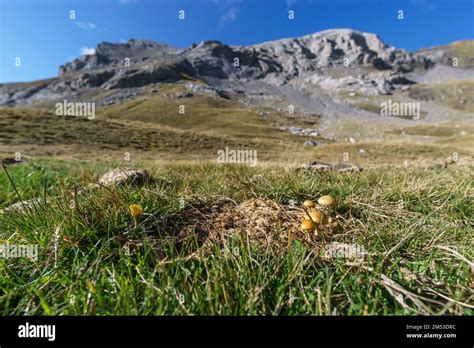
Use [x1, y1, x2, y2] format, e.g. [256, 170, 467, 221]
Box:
[303, 200, 315, 208]
[129, 204, 143, 218]
[305, 209, 323, 224]
[318, 195, 336, 207]
[300, 219, 315, 232]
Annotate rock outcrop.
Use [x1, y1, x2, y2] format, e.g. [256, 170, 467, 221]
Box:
[0, 29, 436, 107]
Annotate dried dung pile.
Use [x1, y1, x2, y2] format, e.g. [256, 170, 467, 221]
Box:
[196, 198, 340, 249]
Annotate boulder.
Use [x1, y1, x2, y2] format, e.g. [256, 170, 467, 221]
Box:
[98, 168, 150, 186]
[298, 160, 362, 173]
[333, 164, 362, 172]
[2, 198, 50, 214]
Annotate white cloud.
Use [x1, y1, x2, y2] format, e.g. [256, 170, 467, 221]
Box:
[74, 21, 97, 31]
[118, 0, 138, 4]
[220, 7, 239, 24]
[80, 47, 96, 56]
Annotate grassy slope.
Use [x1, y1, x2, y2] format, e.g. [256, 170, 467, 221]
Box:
[0, 159, 472, 315]
[441, 41, 474, 69]
[409, 80, 474, 113]
[1, 99, 471, 166]
[97, 83, 309, 142]
[0, 105, 307, 162]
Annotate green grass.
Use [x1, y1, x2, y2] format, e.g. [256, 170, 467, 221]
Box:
[0, 106, 300, 162]
[97, 82, 309, 143]
[409, 80, 474, 113]
[0, 159, 472, 315]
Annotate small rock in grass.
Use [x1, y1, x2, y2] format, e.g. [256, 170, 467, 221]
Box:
[333, 163, 362, 172]
[1, 157, 22, 165]
[304, 140, 318, 146]
[309, 164, 333, 171]
[2, 197, 50, 214]
[98, 168, 150, 187]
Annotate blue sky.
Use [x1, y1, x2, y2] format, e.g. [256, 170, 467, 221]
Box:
[0, 0, 473, 83]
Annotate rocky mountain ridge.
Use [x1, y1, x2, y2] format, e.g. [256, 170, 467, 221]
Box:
[1, 29, 445, 106]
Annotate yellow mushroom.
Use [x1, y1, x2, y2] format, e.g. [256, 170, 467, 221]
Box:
[300, 219, 315, 232]
[129, 204, 143, 228]
[303, 200, 315, 208]
[305, 209, 323, 224]
[318, 195, 336, 207]
[300, 219, 317, 240]
[129, 204, 143, 218]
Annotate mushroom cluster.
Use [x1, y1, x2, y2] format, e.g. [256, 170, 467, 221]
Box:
[300, 195, 338, 237]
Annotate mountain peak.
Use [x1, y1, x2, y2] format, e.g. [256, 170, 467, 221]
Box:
[14, 28, 432, 105]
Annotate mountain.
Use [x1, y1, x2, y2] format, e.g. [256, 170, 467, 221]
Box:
[0, 29, 440, 107]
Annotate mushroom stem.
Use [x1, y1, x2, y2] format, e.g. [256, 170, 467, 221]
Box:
[133, 216, 139, 229]
[302, 206, 313, 221]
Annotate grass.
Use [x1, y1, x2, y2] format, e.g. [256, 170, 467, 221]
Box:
[355, 100, 428, 120]
[409, 80, 474, 113]
[2, 105, 471, 166]
[1, 83, 472, 315]
[0, 106, 299, 162]
[0, 77, 58, 88]
[441, 40, 474, 69]
[97, 82, 311, 142]
[0, 159, 472, 315]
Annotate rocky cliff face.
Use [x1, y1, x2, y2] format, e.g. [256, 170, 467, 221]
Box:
[0, 29, 440, 106]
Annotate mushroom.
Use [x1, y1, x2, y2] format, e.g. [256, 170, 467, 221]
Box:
[301, 219, 318, 239]
[129, 204, 143, 229]
[300, 219, 315, 232]
[318, 195, 336, 207]
[305, 209, 323, 224]
[303, 200, 315, 208]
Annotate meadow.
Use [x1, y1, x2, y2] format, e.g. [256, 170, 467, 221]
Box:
[0, 159, 472, 315]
